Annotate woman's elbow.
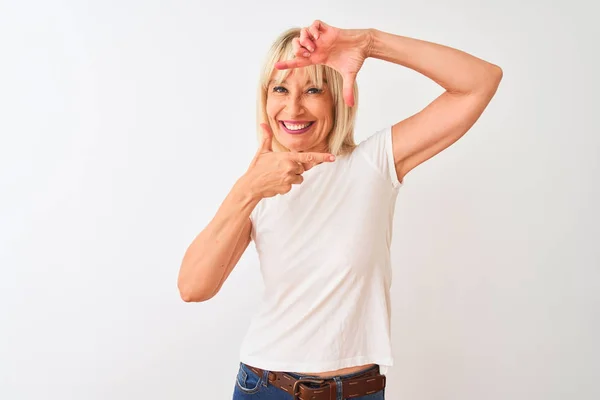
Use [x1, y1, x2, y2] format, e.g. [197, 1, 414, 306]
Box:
[177, 279, 215, 303]
[487, 64, 503, 87]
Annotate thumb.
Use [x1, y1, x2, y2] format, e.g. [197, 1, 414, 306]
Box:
[258, 123, 274, 153]
[342, 72, 357, 107]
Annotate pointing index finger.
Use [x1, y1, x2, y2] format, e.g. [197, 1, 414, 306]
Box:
[274, 57, 312, 70]
[290, 152, 336, 165]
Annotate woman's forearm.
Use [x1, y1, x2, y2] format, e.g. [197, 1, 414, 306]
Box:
[365, 28, 502, 94]
[177, 176, 259, 302]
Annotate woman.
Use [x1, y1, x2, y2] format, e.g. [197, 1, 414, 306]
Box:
[178, 20, 502, 399]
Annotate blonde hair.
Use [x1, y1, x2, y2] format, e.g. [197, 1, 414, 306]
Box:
[256, 27, 358, 156]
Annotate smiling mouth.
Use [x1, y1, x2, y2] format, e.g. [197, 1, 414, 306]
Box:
[279, 121, 315, 134]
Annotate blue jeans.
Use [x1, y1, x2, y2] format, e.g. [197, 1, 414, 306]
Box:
[232, 362, 385, 399]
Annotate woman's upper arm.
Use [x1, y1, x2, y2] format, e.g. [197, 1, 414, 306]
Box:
[392, 73, 502, 180]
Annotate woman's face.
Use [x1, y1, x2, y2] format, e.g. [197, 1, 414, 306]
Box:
[266, 69, 334, 153]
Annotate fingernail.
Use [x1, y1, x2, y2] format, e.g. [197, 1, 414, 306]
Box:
[303, 52, 311, 57]
[330, 155, 336, 161]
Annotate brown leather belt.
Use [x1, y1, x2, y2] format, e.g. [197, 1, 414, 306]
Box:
[246, 364, 386, 400]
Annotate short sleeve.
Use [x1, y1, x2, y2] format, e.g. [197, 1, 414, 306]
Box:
[249, 202, 260, 242]
[250, 200, 261, 224]
[249, 198, 264, 231]
[357, 126, 403, 189]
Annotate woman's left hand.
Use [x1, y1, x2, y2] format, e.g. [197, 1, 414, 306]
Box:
[274, 20, 372, 107]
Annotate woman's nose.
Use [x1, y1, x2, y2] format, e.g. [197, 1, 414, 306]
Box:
[285, 95, 305, 114]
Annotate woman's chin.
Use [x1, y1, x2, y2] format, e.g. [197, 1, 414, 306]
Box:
[279, 137, 310, 152]
[285, 144, 304, 153]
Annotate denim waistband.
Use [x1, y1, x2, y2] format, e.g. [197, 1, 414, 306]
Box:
[245, 363, 380, 381]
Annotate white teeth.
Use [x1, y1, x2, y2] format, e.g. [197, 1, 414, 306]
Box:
[283, 122, 312, 131]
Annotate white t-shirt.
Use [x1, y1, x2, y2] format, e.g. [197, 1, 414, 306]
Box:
[239, 126, 402, 375]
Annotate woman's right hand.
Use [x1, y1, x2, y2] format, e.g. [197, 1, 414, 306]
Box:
[243, 123, 336, 199]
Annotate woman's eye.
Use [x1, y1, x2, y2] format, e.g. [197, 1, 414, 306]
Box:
[271, 86, 322, 94]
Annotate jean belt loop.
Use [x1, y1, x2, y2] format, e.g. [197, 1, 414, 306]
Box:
[334, 376, 343, 400]
[261, 369, 269, 387]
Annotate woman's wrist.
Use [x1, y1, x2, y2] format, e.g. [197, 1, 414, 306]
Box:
[235, 174, 263, 204]
[362, 28, 389, 60]
[342, 28, 375, 59]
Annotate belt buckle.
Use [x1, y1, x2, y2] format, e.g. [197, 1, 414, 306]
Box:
[292, 378, 326, 400]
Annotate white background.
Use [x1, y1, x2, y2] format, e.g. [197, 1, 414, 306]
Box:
[1, 1, 598, 399]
